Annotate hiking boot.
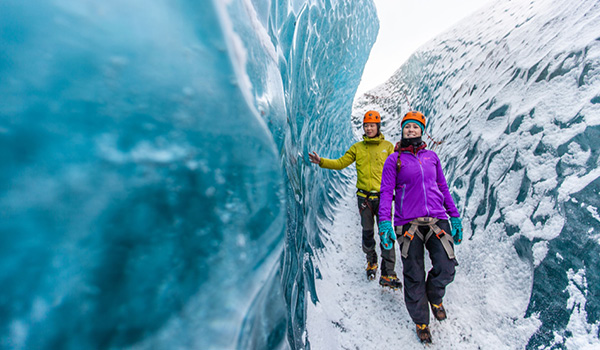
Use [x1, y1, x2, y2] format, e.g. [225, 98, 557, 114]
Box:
[366, 262, 378, 281]
[379, 274, 402, 290]
[430, 302, 447, 321]
[416, 324, 432, 343]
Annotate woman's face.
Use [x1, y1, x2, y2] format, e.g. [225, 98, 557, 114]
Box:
[363, 123, 378, 138]
[403, 122, 422, 138]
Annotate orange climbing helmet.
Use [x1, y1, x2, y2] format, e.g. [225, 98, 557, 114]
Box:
[401, 111, 426, 132]
[363, 110, 381, 124]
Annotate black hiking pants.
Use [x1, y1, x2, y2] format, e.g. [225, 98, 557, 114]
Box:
[357, 195, 396, 276]
[399, 219, 456, 325]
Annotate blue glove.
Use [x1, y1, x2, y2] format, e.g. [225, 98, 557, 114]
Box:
[449, 217, 463, 245]
[378, 220, 396, 250]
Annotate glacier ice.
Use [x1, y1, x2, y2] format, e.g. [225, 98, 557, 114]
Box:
[0, 0, 377, 349]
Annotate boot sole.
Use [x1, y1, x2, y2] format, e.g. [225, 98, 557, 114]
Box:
[417, 332, 432, 343]
[379, 282, 402, 290]
[417, 327, 432, 343]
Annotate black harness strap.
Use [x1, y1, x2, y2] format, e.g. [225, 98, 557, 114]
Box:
[357, 189, 380, 214]
[399, 217, 455, 260]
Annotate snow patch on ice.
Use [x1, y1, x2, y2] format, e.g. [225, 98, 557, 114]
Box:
[532, 241, 548, 267]
[561, 269, 600, 349]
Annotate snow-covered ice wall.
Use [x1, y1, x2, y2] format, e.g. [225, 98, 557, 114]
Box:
[354, 0, 600, 348]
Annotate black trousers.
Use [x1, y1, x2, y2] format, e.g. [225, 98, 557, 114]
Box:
[399, 220, 456, 325]
[357, 195, 396, 276]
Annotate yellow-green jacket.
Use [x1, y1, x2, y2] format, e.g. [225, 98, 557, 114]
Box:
[319, 134, 394, 195]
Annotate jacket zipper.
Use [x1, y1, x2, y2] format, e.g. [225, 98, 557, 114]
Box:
[413, 151, 430, 217]
[368, 143, 373, 190]
[399, 185, 406, 215]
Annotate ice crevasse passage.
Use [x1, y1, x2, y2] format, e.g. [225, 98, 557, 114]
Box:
[2, 0, 600, 349]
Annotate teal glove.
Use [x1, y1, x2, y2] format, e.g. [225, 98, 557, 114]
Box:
[378, 220, 396, 250]
[449, 217, 463, 245]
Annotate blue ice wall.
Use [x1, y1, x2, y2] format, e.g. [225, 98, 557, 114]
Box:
[232, 0, 379, 348]
[0, 0, 377, 349]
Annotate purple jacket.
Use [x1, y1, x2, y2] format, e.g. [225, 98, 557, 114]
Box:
[379, 147, 460, 226]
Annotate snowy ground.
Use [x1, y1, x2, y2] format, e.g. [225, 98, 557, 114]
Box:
[307, 183, 461, 349]
[306, 180, 538, 349]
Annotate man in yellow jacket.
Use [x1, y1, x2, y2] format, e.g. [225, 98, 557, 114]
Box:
[309, 110, 401, 289]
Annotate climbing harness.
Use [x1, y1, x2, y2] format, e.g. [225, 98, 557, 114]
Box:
[356, 189, 380, 199]
[399, 217, 456, 260]
[357, 189, 379, 214]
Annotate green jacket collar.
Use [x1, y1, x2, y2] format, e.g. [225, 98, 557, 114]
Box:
[362, 133, 385, 144]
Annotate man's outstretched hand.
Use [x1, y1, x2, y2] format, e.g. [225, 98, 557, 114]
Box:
[308, 151, 321, 164]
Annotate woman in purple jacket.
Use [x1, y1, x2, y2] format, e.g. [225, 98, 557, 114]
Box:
[378, 111, 463, 344]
